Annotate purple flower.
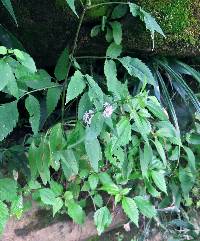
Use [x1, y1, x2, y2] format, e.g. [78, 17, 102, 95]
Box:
[103, 102, 114, 118]
[83, 110, 94, 125]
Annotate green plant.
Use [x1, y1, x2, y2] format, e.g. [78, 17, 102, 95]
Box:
[0, 0, 199, 239]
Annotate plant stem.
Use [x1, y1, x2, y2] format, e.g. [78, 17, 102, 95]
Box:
[87, 1, 128, 10]
[61, 5, 87, 125]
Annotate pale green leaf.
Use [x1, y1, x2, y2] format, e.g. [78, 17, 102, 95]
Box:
[134, 196, 157, 218]
[0, 178, 17, 201]
[15, 50, 36, 73]
[66, 0, 78, 17]
[46, 86, 62, 116]
[50, 180, 63, 197]
[0, 46, 7, 55]
[119, 57, 155, 85]
[0, 201, 9, 234]
[67, 200, 86, 224]
[53, 197, 63, 217]
[94, 207, 112, 235]
[93, 194, 103, 208]
[54, 48, 69, 81]
[10, 195, 23, 219]
[129, 3, 140, 17]
[88, 173, 99, 190]
[154, 138, 167, 167]
[25, 95, 40, 135]
[39, 188, 56, 205]
[106, 42, 122, 58]
[101, 184, 120, 195]
[151, 170, 167, 194]
[66, 70, 86, 103]
[122, 197, 139, 226]
[110, 21, 122, 45]
[85, 137, 102, 172]
[0, 101, 19, 141]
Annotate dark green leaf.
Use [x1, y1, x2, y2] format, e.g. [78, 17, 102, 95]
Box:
[1, 0, 17, 25]
[111, 4, 128, 19]
[110, 21, 122, 45]
[46, 87, 62, 117]
[106, 42, 122, 59]
[54, 48, 69, 81]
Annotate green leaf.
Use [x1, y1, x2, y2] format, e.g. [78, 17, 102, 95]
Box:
[67, 200, 86, 224]
[179, 167, 195, 199]
[10, 195, 23, 219]
[85, 137, 102, 172]
[134, 196, 157, 218]
[53, 197, 63, 217]
[106, 42, 122, 58]
[88, 173, 99, 190]
[154, 138, 167, 167]
[39, 188, 56, 205]
[0, 59, 18, 98]
[101, 184, 120, 195]
[129, 3, 140, 17]
[46, 87, 62, 117]
[54, 48, 69, 81]
[115, 117, 131, 147]
[146, 98, 168, 121]
[50, 180, 63, 197]
[0, 178, 17, 201]
[28, 142, 38, 179]
[93, 194, 103, 208]
[0, 101, 19, 142]
[186, 133, 200, 145]
[0, 201, 9, 234]
[66, 70, 86, 103]
[49, 123, 63, 153]
[151, 170, 167, 194]
[1, 0, 17, 25]
[183, 146, 196, 172]
[14, 50, 36, 73]
[86, 74, 104, 110]
[111, 4, 128, 19]
[0, 46, 7, 55]
[60, 150, 79, 179]
[25, 95, 40, 135]
[66, 0, 78, 17]
[94, 207, 112, 235]
[122, 197, 139, 227]
[110, 21, 122, 45]
[91, 25, 101, 37]
[119, 57, 155, 85]
[140, 148, 148, 178]
[104, 59, 122, 99]
[78, 92, 92, 120]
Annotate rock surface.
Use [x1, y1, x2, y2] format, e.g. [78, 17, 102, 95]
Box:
[0, 0, 200, 66]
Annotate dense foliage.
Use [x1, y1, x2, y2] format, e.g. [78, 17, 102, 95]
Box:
[0, 0, 200, 240]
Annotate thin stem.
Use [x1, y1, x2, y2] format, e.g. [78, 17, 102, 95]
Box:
[18, 84, 61, 100]
[87, 1, 128, 10]
[61, 6, 87, 124]
[75, 55, 108, 59]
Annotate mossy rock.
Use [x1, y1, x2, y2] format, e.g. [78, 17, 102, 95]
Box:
[0, 0, 200, 67]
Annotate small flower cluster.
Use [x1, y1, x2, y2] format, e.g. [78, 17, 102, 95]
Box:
[83, 102, 114, 125]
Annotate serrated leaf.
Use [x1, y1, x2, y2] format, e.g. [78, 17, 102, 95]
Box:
[1, 0, 17, 25]
[0, 201, 9, 234]
[66, 0, 78, 17]
[0, 101, 19, 141]
[115, 117, 131, 147]
[49, 123, 63, 153]
[179, 167, 195, 199]
[0, 178, 17, 201]
[67, 200, 85, 224]
[110, 21, 122, 45]
[106, 42, 122, 58]
[86, 74, 104, 110]
[154, 138, 167, 167]
[78, 92, 92, 120]
[39, 188, 56, 205]
[104, 59, 122, 99]
[53, 197, 63, 217]
[93, 194, 103, 208]
[46, 86, 62, 116]
[151, 170, 167, 194]
[119, 57, 155, 85]
[134, 196, 157, 218]
[183, 146, 196, 172]
[60, 149, 79, 179]
[54, 48, 69, 81]
[94, 207, 112, 235]
[66, 70, 86, 103]
[111, 4, 128, 19]
[50, 180, 63, 197]
[25, 95, 40, 135]
[88, 173, 99, 190]
[122, 197, 139, 227]
[85, 137, 102, 172]
[0, 59, 18, 98]
[146, 98, 168, 121]
[101, 184, 120, 195]
[15, 51, 36, 73]
[10, 195, 23, 219]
